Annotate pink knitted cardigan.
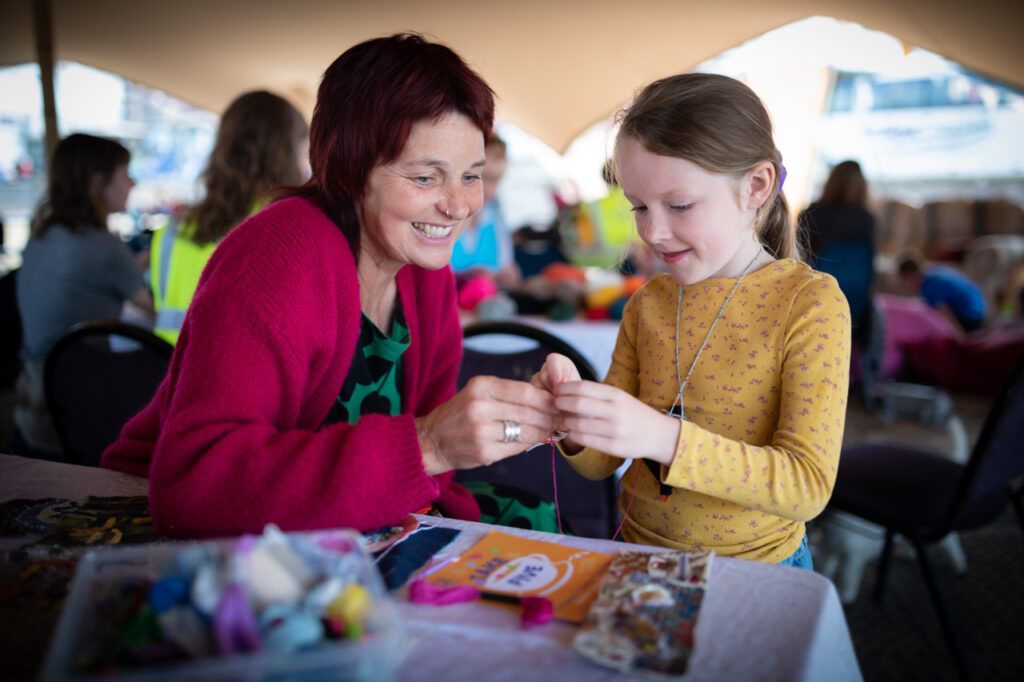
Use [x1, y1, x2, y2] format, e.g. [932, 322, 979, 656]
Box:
[102, 197, 479, 537]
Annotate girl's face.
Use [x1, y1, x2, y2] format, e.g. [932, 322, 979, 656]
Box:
[358, 112, 486, 275]
[98, 163, 134, 215]
[616, 137, 767, 285]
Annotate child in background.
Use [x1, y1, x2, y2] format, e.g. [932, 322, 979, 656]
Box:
[535, 73, 851, 568]
[896, 251, 987, 334]
[449, 133, 521, 291]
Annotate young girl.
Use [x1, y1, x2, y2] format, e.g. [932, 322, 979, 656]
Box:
[536, 73, 851, 568]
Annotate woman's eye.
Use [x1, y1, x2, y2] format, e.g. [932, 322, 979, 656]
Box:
[629, 205, 647, 213]
[670, 203, 692, 211]
[415, 176, 434, 185]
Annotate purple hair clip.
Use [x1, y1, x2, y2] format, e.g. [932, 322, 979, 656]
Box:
[777, 164, 787, 195]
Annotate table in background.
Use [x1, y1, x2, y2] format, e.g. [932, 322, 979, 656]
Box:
[0, 455, 862, 681]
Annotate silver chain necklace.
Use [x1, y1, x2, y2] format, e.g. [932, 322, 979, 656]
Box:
[667, 243, 764, 420]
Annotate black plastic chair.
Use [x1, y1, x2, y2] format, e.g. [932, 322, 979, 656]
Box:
[44, 319, 172, 467]
[0, 268, 21, 453]
[0, 268, 21, 391]
[828, 356, 1024, 681]
[456, 320, 619, 538]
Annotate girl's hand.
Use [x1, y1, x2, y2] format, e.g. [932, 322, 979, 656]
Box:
[416, 376, 559, 475]
[531, 353, 580, 393]
[553, 381, 680, 465]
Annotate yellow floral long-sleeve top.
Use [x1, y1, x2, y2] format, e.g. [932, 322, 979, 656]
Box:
[565, 259, 851, 562]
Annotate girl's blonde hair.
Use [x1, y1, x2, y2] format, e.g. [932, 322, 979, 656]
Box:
[614, 73, 800, 261]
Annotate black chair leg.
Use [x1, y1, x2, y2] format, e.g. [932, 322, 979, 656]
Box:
[912, 538, 972, 682]
[872, 529, 895, 601]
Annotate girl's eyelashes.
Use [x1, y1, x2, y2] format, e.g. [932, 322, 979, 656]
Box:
[628, 202, 691, 213]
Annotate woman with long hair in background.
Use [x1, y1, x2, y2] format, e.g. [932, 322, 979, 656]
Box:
[15, 133, 152, 457]
[150, 90, 308, 344]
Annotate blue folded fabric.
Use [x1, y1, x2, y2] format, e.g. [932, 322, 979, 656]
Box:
[374, 526, 460, 591]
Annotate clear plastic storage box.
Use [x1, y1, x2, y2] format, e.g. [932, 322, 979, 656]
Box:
[41, 528, 404, 682]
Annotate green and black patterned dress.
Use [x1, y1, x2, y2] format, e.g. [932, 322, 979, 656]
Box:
[321, 303, 564, 533]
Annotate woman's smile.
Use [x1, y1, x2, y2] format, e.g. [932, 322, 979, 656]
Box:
[411, 221, 456, 240]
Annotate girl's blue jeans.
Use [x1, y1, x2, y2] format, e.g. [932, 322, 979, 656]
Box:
[777, 534, 814, 571]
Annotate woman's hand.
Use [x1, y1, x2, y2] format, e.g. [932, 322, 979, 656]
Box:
[416, 375, 559, 475]
[552, 380, 680, 465]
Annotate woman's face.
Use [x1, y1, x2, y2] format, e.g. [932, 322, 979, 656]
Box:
[616, 137, 765, 285]
[98, 163, 135, 215]
[358, 112, 486, 274]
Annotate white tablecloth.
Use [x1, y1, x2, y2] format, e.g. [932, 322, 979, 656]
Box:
[398, 516, 861, 682]
[0, 455, 862, 681]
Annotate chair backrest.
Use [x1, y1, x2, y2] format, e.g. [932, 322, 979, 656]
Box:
[456, 320, 617, 538]
[0, 268, 22, 390]
[458, 320, 599, 386]
[948, 355, 1024, 530]
[44, 319, 173, 467]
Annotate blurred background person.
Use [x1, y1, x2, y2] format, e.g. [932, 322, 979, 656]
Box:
[897, 250, 987, 333]
[798, 160, 879, 397]
[151, 90, 308, 344]
[798, 160, 876, 335]
[14, 133, 152, 458]
[449, 133, 521, 291]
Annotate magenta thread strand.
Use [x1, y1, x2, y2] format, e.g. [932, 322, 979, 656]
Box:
[610, 464, 640, 542]
[550, 439, 562, 534]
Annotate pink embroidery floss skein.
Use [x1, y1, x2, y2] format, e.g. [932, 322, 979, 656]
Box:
[408, 580, 554, 629]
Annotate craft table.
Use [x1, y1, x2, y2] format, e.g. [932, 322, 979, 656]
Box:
[0, 454, 862, 681]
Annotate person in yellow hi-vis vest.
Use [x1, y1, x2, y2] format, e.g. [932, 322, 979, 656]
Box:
[151, 91, 308, 343]
[572, 163, 640, 269]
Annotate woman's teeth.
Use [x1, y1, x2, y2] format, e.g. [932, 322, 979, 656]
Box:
[412, 222, 454, 239]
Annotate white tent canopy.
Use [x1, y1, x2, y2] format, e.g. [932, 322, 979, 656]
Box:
[3, 0, 1022, 153]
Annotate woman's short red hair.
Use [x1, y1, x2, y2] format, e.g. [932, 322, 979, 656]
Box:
[282, 33, 495, 256]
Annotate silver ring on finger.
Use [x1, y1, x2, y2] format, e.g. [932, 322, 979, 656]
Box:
[502, 420, 521, 444]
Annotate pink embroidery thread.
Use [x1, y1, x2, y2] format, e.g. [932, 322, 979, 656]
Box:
[550, 438, 562, 535]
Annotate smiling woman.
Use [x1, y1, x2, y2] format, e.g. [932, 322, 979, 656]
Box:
[100, 33, 560, 539]
[356, 112, 487, 328]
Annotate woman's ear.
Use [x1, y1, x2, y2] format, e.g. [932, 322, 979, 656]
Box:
[743, 161, 776, 210]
